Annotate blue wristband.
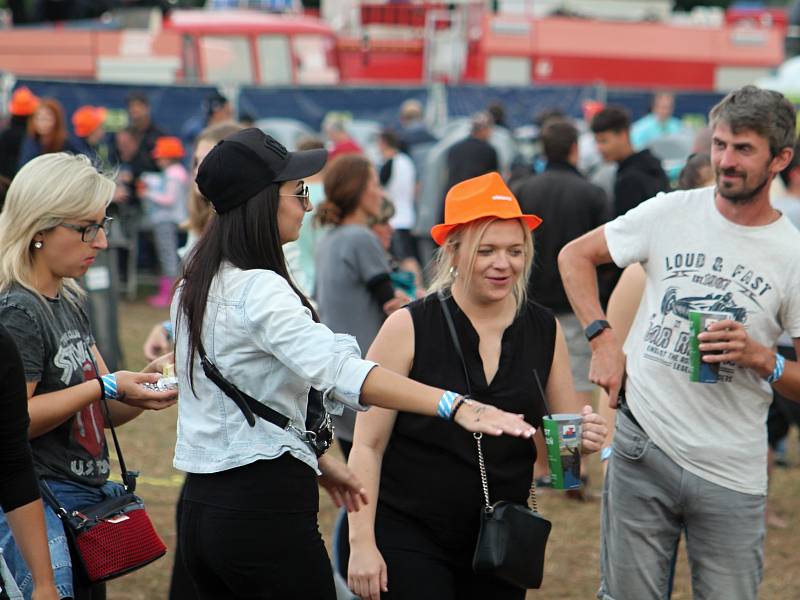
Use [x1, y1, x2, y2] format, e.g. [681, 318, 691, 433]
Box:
[162, 320, 174, 342]
[436, 390, 459, 419]
[600, 445, 613, 462]
[766, 353, 786, 384]
[101, 373, 118, 401]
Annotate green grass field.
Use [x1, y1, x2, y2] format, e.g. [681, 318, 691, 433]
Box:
[106, 299, 800, 599]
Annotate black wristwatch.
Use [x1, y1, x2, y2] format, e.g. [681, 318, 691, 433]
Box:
[584, 319, 611, 341]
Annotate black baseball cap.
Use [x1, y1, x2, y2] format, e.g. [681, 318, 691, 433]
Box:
[196, 128, 327, 214]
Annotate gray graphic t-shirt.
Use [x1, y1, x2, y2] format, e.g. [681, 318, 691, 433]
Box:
[0, 285, 108, 486]
[606, 186, 800, 495]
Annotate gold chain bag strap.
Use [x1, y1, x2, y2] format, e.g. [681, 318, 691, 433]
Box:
[437, 292, 552, 589]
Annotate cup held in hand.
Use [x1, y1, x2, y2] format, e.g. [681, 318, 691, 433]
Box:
[542, 414, 582, 490]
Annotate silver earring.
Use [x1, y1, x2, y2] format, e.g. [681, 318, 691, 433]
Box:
[33, 241, 43, 249]
[449, 266, 457, 278]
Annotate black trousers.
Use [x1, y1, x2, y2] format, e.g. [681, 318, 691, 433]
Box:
[375, 506, 525, 600]
[168, 480, 197, 600]
[179, 457, 336, 600]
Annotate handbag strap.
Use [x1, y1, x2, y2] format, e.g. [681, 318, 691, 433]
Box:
[436, 291, 540, 513]
[436, 291, 471, 396]
[197, 341, 291, 430]
[87, 354, 137, 493]
[39, 479, 69, 520]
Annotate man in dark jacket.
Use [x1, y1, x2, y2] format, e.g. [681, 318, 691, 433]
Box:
[124, 90, 165, 175]
[445, 112, 498, 195]
[513, 119, 607, 405]
[0, 87, 38, 179]
[591, 106, 671, 218]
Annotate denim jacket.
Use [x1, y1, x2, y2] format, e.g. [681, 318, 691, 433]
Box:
[172, 264, 375, 474]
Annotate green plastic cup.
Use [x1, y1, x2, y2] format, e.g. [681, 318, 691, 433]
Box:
[688, 310, 729, 384]
[542, 414, 582, 490]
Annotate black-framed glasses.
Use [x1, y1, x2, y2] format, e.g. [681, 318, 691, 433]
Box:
[279, 185, 311, 210]
[58, 216, 113, 243]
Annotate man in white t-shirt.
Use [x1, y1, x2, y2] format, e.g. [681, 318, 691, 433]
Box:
[559, 85, 800, 600]
[377, 129, 417, 262]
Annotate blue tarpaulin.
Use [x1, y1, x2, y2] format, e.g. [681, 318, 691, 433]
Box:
[16, 78, 725, 136]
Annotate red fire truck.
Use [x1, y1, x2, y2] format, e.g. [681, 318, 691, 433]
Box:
[0, 4, 785, 92]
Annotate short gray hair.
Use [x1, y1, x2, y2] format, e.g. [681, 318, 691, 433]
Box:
[470, 111, 492, 134]
[709, 85, 797, 157]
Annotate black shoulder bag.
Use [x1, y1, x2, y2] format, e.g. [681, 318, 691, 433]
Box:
[437, 292, 551, 590]
[197, 342, 333, 457]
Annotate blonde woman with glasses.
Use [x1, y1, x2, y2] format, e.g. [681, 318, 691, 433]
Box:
[0, 153, 177, 600]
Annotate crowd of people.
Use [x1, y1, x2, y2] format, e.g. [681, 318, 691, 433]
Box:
[0, 82, 798, 600]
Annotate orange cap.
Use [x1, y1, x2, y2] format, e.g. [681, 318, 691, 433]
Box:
[9, 87, 39, 117]
[430, 172, 542, 245]
[72, 106, 107, 137]
[152, 136, 185, 160]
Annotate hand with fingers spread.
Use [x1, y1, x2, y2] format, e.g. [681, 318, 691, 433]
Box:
[112, 371, 178, 410]
[318, 454, 369, 513]
[452, 398, 536, 438]
[348, 540, 388, 600]
[579, 404, 608, 455]
[588, 330, 627, 408]
[697, 319, 773, 377]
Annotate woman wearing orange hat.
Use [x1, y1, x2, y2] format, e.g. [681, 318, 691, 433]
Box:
[141, 136, 189, 307]
[347, 172, 608, 599]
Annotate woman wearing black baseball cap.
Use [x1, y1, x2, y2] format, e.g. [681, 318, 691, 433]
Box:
[172, 128, 536, 599]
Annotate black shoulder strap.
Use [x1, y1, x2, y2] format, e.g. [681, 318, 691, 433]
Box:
[197, 341, 290, 430]
[39, 479, 68, 519]
[87, 353, 138, 492]
[437, 291, 472, 397]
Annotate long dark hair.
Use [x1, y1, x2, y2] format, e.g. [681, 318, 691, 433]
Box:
[178, 184, 318, 391]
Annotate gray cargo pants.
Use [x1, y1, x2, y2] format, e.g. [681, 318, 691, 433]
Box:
[597, 410, 766, 600]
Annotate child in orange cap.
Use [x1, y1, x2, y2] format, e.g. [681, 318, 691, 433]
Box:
[140, 136, 189, 307]
[0, 87, 39, 178]
[71, 105, 116, 171]
[347, 171, 608, 599]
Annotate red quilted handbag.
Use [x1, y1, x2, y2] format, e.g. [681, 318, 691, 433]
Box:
[41, 487, 166, 583]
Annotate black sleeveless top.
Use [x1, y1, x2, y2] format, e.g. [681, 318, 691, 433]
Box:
[377, 293, 556, 553]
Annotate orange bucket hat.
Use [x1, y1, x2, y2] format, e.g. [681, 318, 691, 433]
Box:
[430, 172, 542, 245]
[9, 87, 39, 116]
[72, 106, 107, 137]
[152, 136, 185, 160]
